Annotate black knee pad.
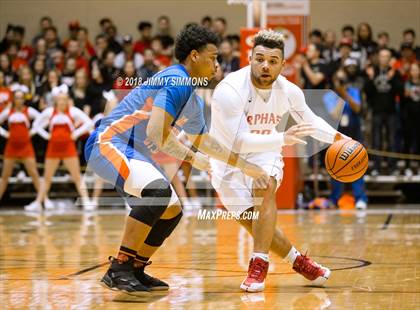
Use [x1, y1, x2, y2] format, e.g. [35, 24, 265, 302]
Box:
[128, 179, 172, 226]
[144, 211, 183, 247]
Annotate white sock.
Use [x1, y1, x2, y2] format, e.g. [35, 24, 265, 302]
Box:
[284, 246, 300, 265]
[252, 252, 269, 262]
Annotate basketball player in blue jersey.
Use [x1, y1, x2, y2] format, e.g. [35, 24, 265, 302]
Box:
[85, 25, 269, 296]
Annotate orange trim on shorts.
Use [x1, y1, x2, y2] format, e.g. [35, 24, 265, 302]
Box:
[99, 143, 130, 180]
[98, 104, 152, 181]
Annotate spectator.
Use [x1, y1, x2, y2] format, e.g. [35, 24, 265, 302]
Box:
[105, 24, 122, 54]
[402, 63, 420, 176]
[213, 17, 227, 40]
[31, 16, 53, 46]
[156, 15, 172, 37]
[322, 30, 339, 65]
[86, 64, 111, 117]
[13, 26, 33, 61]
[30, 38, 49, 67]
[150, 36, 172, 68]
[227, 34, 240, 58]
[134, 21, 153, 54]
[356, 22, 378, 68]
[70, 69, 89, 113]
[0, 54, 15, 85]
[44, 26, 61, 57]
[201, 16, 213, 29]
[341, 25, 355, 41]
[41, 69, 61, 108]
[65, 39, 89, 73]
[16, 66, 36, 104]
[327, 38, 354, 78]
[7, 43, 27, 72]
[101, 49, 118, 83]
[217, 39, 239, 77]
[155, 16, 174, 58]
[402, 29, 420, 60]
[49, 46, 65, 72]
[377, 31, 397, 58]
[77, 27, 96, 59]
[138, 48, 159, 80]
[99, 17, 112, 36]
[0, 24, 16, 54]
[330, 57, 368, 209]
[295, 43, 328, 89]
[121, 60, 137, 84]
[61, 57, 77, 87]
[365, 48, 404, 175]
[0, 71, 12, 111]
[341, 24, 363, 64]
[393, 43, 417, 80]
[91, 34, 109, 67]
[309, 29, 323, 45]
[32, 58, 46, 95]
[63, 20, 80, 50]
[114, 35, 144, 71]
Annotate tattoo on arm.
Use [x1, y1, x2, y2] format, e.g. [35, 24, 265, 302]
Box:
[158, 132, 194, 163]
[197, 134, 244, 168]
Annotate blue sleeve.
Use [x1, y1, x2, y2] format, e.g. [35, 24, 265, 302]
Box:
[347, 87, 361, 105]
[153, 81, 191, 119]
[181, 96, 208, 135]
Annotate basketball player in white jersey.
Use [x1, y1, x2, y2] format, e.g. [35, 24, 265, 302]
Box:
[210, 30, 350, 292]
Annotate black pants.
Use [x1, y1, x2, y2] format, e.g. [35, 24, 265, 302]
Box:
[372, 113, 397, 171]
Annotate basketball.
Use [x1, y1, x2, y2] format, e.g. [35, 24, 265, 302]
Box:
[325, 139, 369, 183]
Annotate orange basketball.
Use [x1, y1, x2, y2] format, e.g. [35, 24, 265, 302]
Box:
[325, 139, 369, 183]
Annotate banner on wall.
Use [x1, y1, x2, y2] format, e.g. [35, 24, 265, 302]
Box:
[239, 28, 260, 68]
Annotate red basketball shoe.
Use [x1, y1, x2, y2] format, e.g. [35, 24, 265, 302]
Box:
[293, 253, 330, 286]
[240, 257, 269, 292]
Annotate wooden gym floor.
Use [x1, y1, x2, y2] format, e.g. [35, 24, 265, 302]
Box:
[0, 205, 418, 309]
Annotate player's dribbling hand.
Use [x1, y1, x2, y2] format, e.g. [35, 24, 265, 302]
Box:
[334, 132, 352, 142]
[191, 152, 210, 172]
[284, 123, 315, 145]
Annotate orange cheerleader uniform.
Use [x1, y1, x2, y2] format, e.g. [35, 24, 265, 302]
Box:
[34, 106, 93, 159]
[0, 106, 39, 159]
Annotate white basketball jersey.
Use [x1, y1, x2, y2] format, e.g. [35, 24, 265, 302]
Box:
[210, 65, 337, 179]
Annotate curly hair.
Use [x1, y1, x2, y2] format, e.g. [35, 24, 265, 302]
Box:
[174, 25, 219, 63]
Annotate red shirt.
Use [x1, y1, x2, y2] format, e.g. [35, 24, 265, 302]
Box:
[133, 40, 151, 54]
[155, 54, 172, 67]
[393, 57, 418, 81]
[11, 58, 28, 72]
[17, 45, 33, 60]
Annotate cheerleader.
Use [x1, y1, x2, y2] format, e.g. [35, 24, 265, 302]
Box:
[0, 87, 41, 202]
[25, 84, 94, 211]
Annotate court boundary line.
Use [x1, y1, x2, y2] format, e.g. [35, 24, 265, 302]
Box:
[381, 214, 393, 230]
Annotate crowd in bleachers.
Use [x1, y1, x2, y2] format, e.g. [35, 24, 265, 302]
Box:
[295, 25, 420, 177]
[0, 15, 419, 207]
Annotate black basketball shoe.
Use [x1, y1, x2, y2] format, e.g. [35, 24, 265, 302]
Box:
[100, 257, 151, 296]
[134, 261, 169, 291]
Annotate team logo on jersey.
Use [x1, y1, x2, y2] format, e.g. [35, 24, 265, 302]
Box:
[246, 113, 281, 125]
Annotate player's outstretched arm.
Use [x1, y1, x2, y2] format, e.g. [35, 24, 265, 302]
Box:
[186, 132, 269, 186]
[287, 83, 350, 144]
[147, 106, 209, 171]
